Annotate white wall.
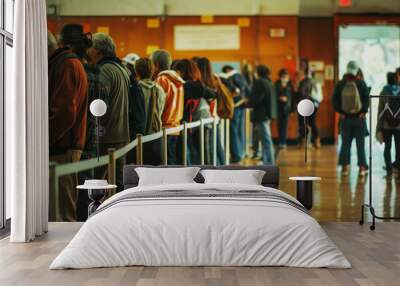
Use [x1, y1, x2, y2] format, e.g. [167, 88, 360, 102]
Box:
[47, 0, 300, 16]
[47, 0, 400, 16]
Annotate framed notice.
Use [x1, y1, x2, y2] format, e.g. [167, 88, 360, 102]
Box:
[269, 28, 285, 38]
[174, 25, 240, 51]
[309, 61, 325, 71]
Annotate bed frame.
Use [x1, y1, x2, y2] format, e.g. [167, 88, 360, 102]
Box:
[123, 165, 280, 189]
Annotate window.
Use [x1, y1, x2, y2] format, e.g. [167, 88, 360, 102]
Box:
[1, 0, 14, 230]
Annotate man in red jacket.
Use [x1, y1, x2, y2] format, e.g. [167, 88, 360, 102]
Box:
[48, 24, 89, 221]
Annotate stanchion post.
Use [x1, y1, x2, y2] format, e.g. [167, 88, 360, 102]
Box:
[225, 119, 230, 165]
[212, 118, 217, 166]
[200, 119, 205, 165]
[136, 134, 143, 165]
[108, 148, 116, 185]
[245, 109, 251, 157]
[162, 127, 168, 166]
[49, 162, 59, 222]
[107, 148, 116, 196]
[182, 122, 188, 166]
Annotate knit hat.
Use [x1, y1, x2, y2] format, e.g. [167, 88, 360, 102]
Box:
[346, 61, 359, 76]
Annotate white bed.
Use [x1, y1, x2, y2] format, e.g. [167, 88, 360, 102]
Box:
[50, 183, 351, 269]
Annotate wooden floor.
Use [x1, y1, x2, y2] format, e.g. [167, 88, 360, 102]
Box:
[1, 222, 400, 286]
[244, 145, 400, 222]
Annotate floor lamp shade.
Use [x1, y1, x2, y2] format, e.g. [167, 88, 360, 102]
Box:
[90, 99, 107, 117]
[297, 99, 315, 117]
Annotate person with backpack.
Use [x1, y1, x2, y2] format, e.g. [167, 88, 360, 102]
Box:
[77, 53, 111, 222]
[246, 65, 277, 165]
[88, 33, 131, 191]
[173, 59, 217, 165]
[220, 65, 248, 163]
[196, 57, 227, 165]
[332, 61, 370, 176]
[376, 72, 400, 178]
[48, 24, 90, 221]
[152, 50, 185, 165]
[135, 57, 166, 165]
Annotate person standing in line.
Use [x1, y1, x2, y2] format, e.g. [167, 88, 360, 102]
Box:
[135, 57, 166, 165]
[196, 57, 225, 165]
[88, 33, 130, 191]
[220, 65, 247, 163]
[296, 70, 321, 149]
[151, 49, 185, 165]
[376, 72, 400, 178]
[75, 33, 112, 222]
[173, 59, 217, 165]
[48, 24, 90, 221]
[275, 69, 293, 149]
[246, 65, 277, 165]
[332, 61, 370, 176]
[243, 64, 261, 159]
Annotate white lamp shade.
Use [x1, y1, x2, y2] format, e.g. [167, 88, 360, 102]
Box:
[90, 99, 107, 117]
[297, 99, 315, 117]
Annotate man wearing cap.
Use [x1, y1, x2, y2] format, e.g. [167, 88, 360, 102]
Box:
[332, 61, 370, 176]
[48, 24, 89, 221]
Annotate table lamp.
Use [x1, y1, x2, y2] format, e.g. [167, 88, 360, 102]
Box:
[297, 99, 315, 163]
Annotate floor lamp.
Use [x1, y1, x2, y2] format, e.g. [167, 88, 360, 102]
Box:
[297, 99, 315, 163]
[77, 99, 116, 216]
[89, 99, 107, 161]
[289, 99, 320, 210]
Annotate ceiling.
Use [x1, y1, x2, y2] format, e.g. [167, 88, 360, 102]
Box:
[46, 0, 400, 16]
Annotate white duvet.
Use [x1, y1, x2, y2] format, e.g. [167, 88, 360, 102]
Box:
[50, 183, 351, 269]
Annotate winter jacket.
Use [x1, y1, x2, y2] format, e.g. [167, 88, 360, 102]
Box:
[97, 57, 131, 144]
[332, 73, 370, 116]
[138, 78, 166, 132]
[275, 80, 293, 113]
[377, 84, 400, 130]
[155, 70, 185, 130]
[247, 77, 277, 123]
[48, 47, 88, 155]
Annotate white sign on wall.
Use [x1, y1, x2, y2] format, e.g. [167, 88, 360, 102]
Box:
[174, 25, 240, 51]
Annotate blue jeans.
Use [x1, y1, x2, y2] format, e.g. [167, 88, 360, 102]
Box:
[277, 105, 289, 146]
[209, 123, 225, 165]
[255, 120, 275, 165]
[338, 117, 367, 167]
[230, 108, 245, 162]
[167, 136, 179, 165]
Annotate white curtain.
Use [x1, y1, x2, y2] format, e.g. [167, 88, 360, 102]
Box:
[7, 0, 49, 242]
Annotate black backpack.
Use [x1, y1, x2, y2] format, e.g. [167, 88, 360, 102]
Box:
[128, 75, 146, 138]
[385, 96, 400, 127]
[99, 60, 146, 139]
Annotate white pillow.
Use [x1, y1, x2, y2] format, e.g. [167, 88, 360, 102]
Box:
[135, 167, 201, 186]
[200, 169, 266, 185]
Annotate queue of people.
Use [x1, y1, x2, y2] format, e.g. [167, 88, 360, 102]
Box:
[333, 62, 400, 178]
[48, 24, 326, 221]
